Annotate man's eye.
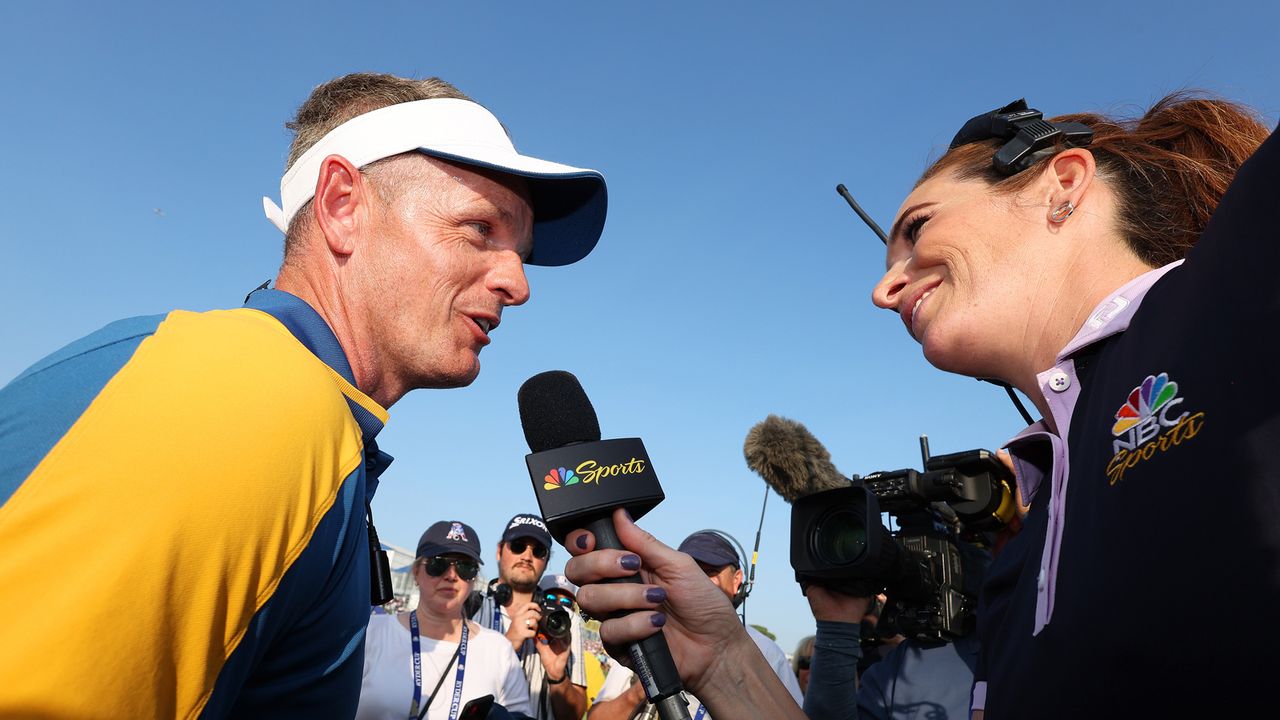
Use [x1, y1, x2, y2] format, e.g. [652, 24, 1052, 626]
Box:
[467, 221, 492, 238]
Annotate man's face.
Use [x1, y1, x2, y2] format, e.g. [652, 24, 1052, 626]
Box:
[697, 561, 743, 602]
[497, 536, 549, 593]
[359, 156, 534, 395]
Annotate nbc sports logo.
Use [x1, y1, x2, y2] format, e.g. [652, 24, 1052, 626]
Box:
[1106, 371, 1205, 485]
[544, 467, 580, 491]
[1111, 372, 1185, 443]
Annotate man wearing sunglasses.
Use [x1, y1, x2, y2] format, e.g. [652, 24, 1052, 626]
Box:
[472, 514, 588, 720]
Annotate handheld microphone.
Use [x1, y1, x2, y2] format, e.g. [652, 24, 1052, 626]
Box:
[518, 370, 690, 720]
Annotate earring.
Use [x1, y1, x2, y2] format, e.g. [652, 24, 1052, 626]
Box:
[1049, 201, 1075, 223]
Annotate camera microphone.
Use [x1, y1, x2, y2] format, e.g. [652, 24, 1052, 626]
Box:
[517, 370, 691, 720]
[743, 415, 852, 502]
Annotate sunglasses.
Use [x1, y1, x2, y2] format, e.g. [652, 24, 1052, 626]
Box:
[423, 556, 480, 581]
[797, 656, 811, 671]
[544, 593, 574, 608]
[508, 539, 549, 559]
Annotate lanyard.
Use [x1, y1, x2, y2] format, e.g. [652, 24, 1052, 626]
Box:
[408, 613, 470, 720]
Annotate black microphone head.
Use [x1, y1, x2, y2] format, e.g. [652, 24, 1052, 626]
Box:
[743, 415, 850, 502]
[518, 370, 602, 452]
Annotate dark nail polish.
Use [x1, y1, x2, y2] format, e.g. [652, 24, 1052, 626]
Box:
[650, 612, 667, 628]
[575, 534, 589, 550]
[645, 587, 667, 604]
[620, 554, 641, 571]
[622, 508, 634, 522]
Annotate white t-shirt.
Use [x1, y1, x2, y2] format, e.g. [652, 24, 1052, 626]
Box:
[356, 613, 532, 720]
[471, 590, 587, 720]
[593, 626, 803, 719]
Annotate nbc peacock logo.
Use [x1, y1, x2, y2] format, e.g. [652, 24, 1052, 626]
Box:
[544, 467, 581, 491]
[1106, 371, 1204, 485]
[1111, 372, 1180, 437]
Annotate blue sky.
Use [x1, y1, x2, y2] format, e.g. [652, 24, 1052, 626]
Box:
[4, 1, 1278, 653]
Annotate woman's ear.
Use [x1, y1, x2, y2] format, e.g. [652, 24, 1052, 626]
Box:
[1044, 147, 1097, 219]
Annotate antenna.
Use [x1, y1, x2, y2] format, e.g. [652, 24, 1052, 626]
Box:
[835, 184, 888, 245]
[836, 185, 1038, 428]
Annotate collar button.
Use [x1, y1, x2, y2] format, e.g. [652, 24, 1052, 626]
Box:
[1048, 371, 1071, 393]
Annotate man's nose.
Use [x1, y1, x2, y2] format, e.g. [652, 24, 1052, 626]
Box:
[491, 250, 531, 307]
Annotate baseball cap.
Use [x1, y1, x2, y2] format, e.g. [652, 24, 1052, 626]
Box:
[501, 513, 553, 548]
[416, 520, 483, 563]
[538, 573, 579, 599]
[263, 98, 606, 267]
[678, 531, 740, 569]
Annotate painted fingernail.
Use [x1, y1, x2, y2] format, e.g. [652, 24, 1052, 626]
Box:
[575, 534, 589, 550]
[650, 612, 667, 628]
[620, 554, 641, 571]
[645, 587, 667, 604]
[622, 508, 634, 522]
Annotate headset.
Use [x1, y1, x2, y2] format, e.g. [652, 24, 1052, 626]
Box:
[691, 528, 754, 615]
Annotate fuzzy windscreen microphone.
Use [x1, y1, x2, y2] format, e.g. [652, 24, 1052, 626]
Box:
[743, 415, 851, 502]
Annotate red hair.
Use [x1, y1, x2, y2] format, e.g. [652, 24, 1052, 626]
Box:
[922, 93, 1271, 267]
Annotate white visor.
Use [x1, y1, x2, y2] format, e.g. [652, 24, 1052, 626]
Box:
[263, 98, 606, 266]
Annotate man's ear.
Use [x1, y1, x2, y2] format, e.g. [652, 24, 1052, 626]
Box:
[312, 154, 373, 257]
[1043, 147, 1097, 216]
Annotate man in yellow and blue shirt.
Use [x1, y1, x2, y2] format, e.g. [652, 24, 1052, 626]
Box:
[0, 72, 606, 718]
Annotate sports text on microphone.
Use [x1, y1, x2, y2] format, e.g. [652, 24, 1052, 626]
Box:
[543, 458, 648, 490]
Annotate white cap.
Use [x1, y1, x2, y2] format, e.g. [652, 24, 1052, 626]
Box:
[537, 573, 579, 598]
[263, 98, 606, 266]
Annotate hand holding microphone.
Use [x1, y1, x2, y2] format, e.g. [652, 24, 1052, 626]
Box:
[519, 372, 807, 720]
[518, 371, 689, 720]
[563, 510, 761, 708]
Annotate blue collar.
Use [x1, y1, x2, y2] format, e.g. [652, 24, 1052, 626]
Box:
[244, 286, 392, 493]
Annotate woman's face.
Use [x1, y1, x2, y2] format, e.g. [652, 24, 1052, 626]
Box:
[414, 554, 473, 615]
[872, 172, 1050, 380]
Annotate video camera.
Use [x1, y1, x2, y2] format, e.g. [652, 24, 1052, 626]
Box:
[792, 437, 1016, 642]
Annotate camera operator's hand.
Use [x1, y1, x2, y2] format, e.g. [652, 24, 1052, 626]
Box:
[805, 584, 873, 624]
[565, 509, 805, 720]
[506, 601, 542, 652]
[534, 630, 571, 680]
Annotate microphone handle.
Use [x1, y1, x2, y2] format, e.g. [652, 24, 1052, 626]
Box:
[584, 515, 691, 720]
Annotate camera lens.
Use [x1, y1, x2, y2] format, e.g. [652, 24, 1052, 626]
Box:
[812, 508, 868, 565]
[542, 608, 572, 639]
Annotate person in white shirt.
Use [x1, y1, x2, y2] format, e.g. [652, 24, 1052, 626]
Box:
[357, 520, 532, 720]
[588, 530, 803, 719]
